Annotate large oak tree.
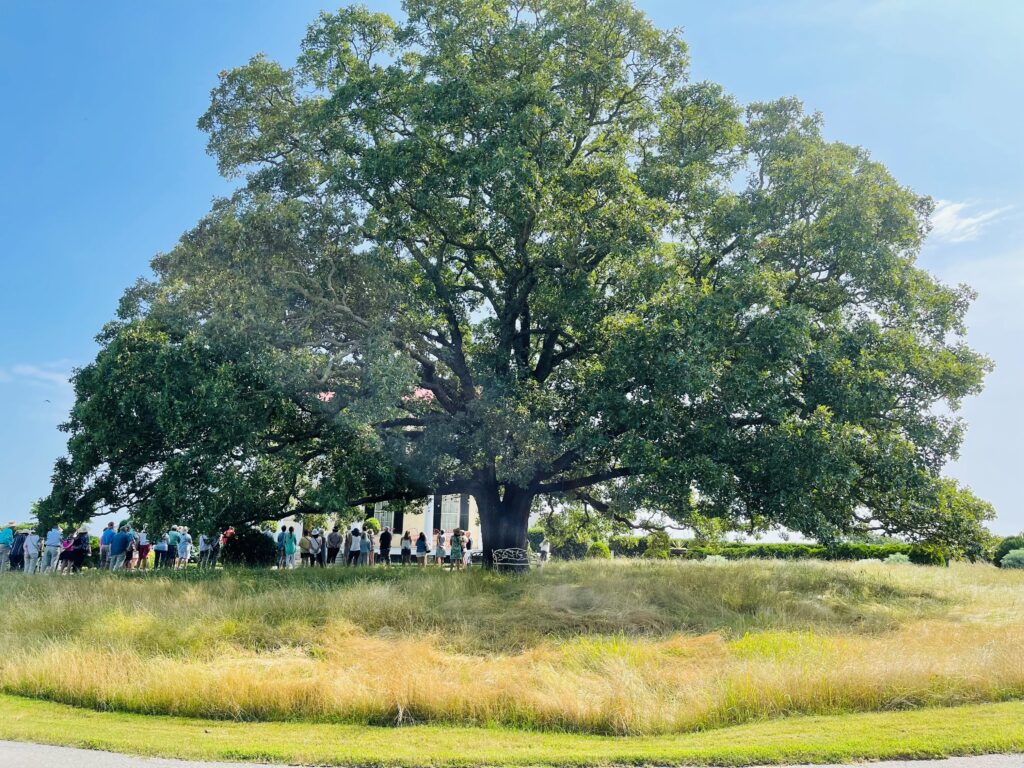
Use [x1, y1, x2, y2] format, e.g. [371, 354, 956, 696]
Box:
[46, 0, 994, 561]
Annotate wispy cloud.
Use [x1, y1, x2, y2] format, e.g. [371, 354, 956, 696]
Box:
[10, 364, 73, 389]
[931, 200, 1012, 244]
[0, 362, 76, 409]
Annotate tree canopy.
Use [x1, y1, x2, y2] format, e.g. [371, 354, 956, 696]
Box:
[44, 0, 994, 559]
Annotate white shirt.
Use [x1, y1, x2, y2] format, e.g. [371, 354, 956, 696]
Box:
[349, 533, 362, 552]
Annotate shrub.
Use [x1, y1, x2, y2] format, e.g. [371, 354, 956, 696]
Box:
[586, 541, 612, 559]
[609, 535, 646, 558]
[994, 536, 1024, 567]
[1001, 549, 1024, 569]
[552, 534, 591, 560]
[644, 531, 672, 559]
[362, 517, 381, 533]
[704, 554, 727, 564]
[221, 527, 278, 567]
[885, 553, 911, 564]
[908, 545, 947, 566]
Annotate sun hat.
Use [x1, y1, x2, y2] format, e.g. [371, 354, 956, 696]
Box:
[78, 525, 89, 533]
[5, 521, 16, 528]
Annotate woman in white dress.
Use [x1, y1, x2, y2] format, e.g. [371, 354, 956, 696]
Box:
[177, 527, 193, 569]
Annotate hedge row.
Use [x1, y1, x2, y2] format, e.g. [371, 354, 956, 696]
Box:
[607, 537, 947, 565]
[676, 541, 946, 565]
[532, 527, 951, 565]
[679, 542, 911, 561]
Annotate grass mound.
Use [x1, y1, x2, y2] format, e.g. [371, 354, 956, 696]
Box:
[1, 560, 1022, 734]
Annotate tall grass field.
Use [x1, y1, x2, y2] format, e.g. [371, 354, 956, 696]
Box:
[1, 560, 1022, 736]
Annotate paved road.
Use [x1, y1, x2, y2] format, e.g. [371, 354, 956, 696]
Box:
[1, 740, 1022, 768]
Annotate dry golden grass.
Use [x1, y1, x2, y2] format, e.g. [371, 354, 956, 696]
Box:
[1, 560, 1022, 734]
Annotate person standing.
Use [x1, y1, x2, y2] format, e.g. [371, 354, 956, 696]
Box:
[415, 531, 428, 566]
[24, 529, 41, 574]
[434, 529, 447, 567]
[378, 527, 393, 566]
[69, 526, 91, 572]
[207, 530, 223, 569]
[347, 527, 362, 566]
[0, 521, 17, 574]
[98, 522, 115, 569]
[318, 530, 329, 567]
[449, 530, 465, 572]
[283, 526, 298, 568]
[540, 537, 551, 564]
[276, 525, 288, 568]
[136, 529, 151, 570]
[464, 532, 473, 568]
[327, 526, 342, 566]
[400, 530, 413, 565]
[198, 533, 211, 566]
[41, 525, 63, 572]
[177, 527, 193, 569]
[167, 526, 181, 562]
[359, 527, 372, 566]
[109, 525, 132, 571]
[308, 529, 323, 567]
[298, 530, 312, 567]
[153, 534, 169, 569]
[9, 528, 27, 572]
[56, 534, 76, 574]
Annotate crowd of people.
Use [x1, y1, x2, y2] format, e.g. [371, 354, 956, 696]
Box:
[0, 520, 92, 574]
[0, 519, 477, 574]
[0, 519, 237, 574]
[274, 525, 474, 569]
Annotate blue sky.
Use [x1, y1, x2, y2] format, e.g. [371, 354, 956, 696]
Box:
[1, 1, 1021, 534]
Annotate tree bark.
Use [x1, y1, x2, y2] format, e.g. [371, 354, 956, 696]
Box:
[475, 480, 532, 570]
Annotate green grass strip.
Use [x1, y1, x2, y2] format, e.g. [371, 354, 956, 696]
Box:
[1, 694, 1023, 766]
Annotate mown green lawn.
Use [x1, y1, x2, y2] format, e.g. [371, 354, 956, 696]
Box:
[2, 693, 1023, 766]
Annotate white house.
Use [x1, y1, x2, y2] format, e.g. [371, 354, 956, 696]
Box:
[370, 493, 483, 558]
[278, 493, 483, 561]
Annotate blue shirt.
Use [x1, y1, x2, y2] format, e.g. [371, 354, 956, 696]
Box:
[110, 531, 132, 556]
[0, 527, 13, 547]
[100, 528, 115, 545]
[45, 528, 63, 547]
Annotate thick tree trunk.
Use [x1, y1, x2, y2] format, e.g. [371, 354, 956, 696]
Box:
[475, 481, 532, 570]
